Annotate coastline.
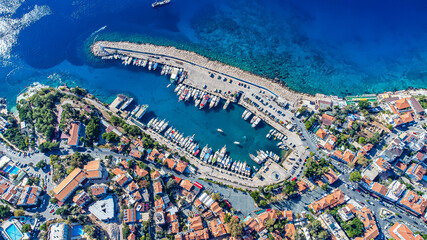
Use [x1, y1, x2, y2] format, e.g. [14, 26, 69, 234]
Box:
[91, 41, 319, 106]
[90, 40, 427, 108]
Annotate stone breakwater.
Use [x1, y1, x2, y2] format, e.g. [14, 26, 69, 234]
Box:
[91, 41, 321, 105]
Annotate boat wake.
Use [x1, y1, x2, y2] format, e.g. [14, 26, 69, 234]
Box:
[90, 25, 107, 38]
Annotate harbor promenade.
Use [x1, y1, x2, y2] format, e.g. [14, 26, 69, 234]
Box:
[73, 90, 288, 189]
[91, 41, 317, 104]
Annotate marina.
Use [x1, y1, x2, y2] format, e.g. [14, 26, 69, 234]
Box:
[95, 53, 293, 168]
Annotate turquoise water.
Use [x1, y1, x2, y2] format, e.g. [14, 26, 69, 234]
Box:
[72, 225, 84, 236]
[5, 224, 22, 240]
[42, 61, 278, 166]
[8, 166, 19, 175]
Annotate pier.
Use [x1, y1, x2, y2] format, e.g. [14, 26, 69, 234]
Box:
[91, 41, 312, 184]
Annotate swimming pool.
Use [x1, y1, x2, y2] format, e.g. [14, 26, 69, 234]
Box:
[3, 165, 11, 172]
[5, 224, 23, 240]
[8, 166, 19, 175]
[72, 225, 84, 236]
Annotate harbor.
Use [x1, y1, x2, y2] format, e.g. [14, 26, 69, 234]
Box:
[90, 40, 310, 180]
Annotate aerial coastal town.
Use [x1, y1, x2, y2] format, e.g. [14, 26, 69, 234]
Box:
[0, 41, 426, 240]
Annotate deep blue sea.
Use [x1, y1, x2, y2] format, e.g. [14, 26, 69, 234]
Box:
[2, 0, 427, 163]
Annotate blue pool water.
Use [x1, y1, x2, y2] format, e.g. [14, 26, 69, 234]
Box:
[8, 166, 19, 175]
[5, 224, 23, 240]
[3, 165, 11, 173]
[72, 225, 84, 237]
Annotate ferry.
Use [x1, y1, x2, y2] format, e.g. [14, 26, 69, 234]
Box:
[135, 104, 148, 119]
[131, 105, 140, 116]
[120, 98, 133, 110]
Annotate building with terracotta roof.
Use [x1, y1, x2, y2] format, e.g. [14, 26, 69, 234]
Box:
[296, 180, 308, 193]
[395, 161, 408, 173]
[338, 204, 355, 221]
[151, 170, 161, 181]
[67, 122, 83, 146]
[208, 219, 228, 238]
[180, 179, 193, 192]
[189, 216, 204, 231]
[333, 150, 343, 161]
[123, 208, 139, 224]
[373, 157, 391, 172]
[284, 210, 293, 222]
[16, 185, 41, 207]
[316, 128, 327, 139]
[354, 207, 379, 240]
[175, 160, 188, 174]
[134, 165, 148, 177]
[153, 181, 163, 195]
[389, 222, 423, 240]
[164, 158, 177, 169]
[188, 228, 209, 240]
[395, 98, 411, 110]
[73, 190, 91, 207]
[323, 169, 338, 184]
[53, 168, 87, 203]
[318, 100, 331, 110]
[114, 173, 131, 187]
[257, 210, 279, 229]
[406, 163, 427, 182]
[126, 181, 139, 193]
[91, 184, 108, 198]
[2, 185, 21, 205]
[129, 149, 142, 159]
[128, 233, 136, 240]
[342, 150, 356, 164]
[370, 182, 388, 198]
[244, 216, 260, 233]
[321, 113, 335, 126]
[398, 190, 427, 216]
[285, 223, 295, 240]
[308, 189, 346, 214]
[84, 160, 103, 179]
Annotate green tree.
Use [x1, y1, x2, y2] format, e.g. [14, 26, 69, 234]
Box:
[259, 200, 268, 207]
[349, 171, 362, 182]
[358, 100, 370, 110]
[357, 155, 369, 167]
[21, 224, 31, 233]
[102, 132, 120, 143]
[358, 137, 366, 144]
[14, 209, 25, 217]
[0, 205, 12, 218]
[85, 117, 100, 146]
[227, 217, 244, 238]
[36, 160, 47, 169]
[321, 183, 329, 191]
